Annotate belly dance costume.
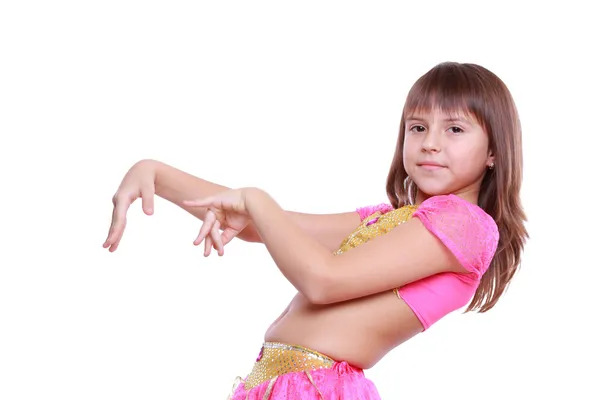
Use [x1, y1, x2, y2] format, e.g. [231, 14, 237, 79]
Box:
[227, 194, 499, 399]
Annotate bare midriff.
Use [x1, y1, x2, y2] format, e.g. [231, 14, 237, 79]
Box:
[264, 291, 423, 369]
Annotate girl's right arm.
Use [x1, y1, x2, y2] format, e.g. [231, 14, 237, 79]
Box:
[104, 159, 360, 252]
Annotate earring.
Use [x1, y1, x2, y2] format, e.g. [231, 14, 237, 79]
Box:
[488, 162, 495, 170]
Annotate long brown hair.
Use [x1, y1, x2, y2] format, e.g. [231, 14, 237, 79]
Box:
[386, 62, 528, 312]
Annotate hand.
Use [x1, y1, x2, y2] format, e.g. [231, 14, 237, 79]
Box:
[103, 160, 156, 252]
[183, 188, 255, 257]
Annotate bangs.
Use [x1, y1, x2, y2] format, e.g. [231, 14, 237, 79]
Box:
[403, 62, 487, 126]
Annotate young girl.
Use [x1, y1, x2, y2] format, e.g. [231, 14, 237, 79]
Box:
[103, 62, 528, 399]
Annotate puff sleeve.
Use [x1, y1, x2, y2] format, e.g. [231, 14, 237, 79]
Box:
[412, 195, 499, 278]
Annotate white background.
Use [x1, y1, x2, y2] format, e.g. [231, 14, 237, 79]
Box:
[1, 1, 599, 399]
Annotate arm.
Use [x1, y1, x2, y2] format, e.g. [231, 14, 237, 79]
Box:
[246, 188, 479, 304]
[149, 159, 361, 251]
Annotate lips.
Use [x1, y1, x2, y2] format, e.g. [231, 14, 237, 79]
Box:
[417, 162, 445, 170]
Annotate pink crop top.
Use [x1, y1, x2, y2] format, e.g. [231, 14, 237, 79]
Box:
[356, 194, 499, 330]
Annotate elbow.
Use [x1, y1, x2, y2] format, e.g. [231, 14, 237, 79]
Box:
[302, 268, 336, 305]
[304, 288, 330, 305]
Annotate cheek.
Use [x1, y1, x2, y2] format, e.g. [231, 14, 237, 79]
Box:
[455, 139, 488, 160]
[451, 145, 488, 174]
[402, 138, 418, 163]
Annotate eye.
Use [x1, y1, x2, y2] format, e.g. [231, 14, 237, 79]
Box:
[409, 125, 426, 133]
[448, 126, 464, 134]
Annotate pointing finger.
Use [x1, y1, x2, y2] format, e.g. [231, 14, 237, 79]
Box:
[183, 197, 214, 207]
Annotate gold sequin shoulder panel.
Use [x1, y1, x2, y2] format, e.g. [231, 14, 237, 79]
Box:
[335, 204, 418, 255]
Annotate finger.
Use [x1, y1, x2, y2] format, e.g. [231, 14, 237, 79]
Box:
[107, 220, 127, 252]
[194, 220, 213, 247]
[210, 220, 224, 256]
[220, 227, 240, 246]
[204, 235, 213, 257]
[105, 212, 129, 252]
[194, 211, 216, 246]
[140, 185, 155, 215]
[103, 205, 119, 248]
[183, 197, 215, 207]
[104, 195, 133, 249]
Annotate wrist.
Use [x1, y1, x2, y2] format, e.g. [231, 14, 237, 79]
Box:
[136, 159, 160, 187]
[134, 158, 158, 173]
[245, 187, 271, 214]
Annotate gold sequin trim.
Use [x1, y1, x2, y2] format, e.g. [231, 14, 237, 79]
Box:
[335, 205, 418, 255]
[242, 342, 335, 390]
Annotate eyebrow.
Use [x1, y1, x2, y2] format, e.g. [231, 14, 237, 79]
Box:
[406, 115, 473, 125]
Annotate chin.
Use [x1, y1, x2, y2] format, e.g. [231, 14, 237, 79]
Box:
[411, 180, 452, 198]
[417, 189, 449, 200]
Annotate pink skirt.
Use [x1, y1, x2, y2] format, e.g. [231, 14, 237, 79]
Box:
[227, 342, 381, 400]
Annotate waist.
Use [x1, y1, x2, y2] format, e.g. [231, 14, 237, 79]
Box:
[243, 342, 336, 390]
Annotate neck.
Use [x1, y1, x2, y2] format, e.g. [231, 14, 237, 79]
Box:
[415, 189, 480, 205]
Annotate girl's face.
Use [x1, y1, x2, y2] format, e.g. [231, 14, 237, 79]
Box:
[403, 108, 494, 204]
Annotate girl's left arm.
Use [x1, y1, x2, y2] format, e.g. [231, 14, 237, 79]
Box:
[246, 188, 470, 304]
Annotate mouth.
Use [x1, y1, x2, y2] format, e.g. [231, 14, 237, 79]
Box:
[417, 162, 445, 170]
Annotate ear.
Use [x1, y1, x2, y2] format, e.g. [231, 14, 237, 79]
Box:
[486, 150, 495, 169]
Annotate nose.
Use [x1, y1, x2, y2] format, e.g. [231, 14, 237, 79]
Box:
[421, 129, 441, 153]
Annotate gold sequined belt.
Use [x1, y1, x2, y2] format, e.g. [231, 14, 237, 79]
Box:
[244, 342, 335, 390]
